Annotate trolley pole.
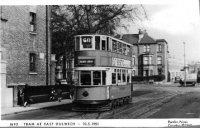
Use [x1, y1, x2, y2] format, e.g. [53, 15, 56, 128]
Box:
[183, 42, 186, 87]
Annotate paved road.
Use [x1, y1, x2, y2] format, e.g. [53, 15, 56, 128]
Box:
[2, 83, 200, 120]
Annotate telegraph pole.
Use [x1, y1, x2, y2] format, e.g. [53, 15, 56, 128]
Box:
[183, 42, 186, 87]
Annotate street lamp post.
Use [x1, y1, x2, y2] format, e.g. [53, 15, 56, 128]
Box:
[183, 42, 186, 87]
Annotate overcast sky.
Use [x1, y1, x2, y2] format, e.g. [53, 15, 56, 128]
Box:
[1, 0, 199, 64]
[126, 0, 200, 64]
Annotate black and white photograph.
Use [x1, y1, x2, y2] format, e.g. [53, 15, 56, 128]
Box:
[1, 0, 200, 127]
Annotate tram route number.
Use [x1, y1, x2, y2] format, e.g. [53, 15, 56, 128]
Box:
[83, 122, 99, 126]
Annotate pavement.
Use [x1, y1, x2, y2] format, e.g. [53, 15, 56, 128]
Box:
[1, 99, 72, 116]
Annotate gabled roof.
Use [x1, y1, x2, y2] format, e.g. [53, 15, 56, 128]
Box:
[156, 39, 168, 44]
[115, 32, 167, 45]
[139, 33, 156, 44]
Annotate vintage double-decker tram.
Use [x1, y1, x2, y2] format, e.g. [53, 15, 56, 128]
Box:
[72, 34, 134, 111]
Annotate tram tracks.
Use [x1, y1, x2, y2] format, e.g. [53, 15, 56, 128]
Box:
[68, 90, 180, 119]
[100, 92, 178, 119]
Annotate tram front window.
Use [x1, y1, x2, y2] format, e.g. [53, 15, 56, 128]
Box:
[102, 71, 106, 85]
[95, 36, 100, 50]
[81, 71, 91, 85]
[93, 71, 101, 85]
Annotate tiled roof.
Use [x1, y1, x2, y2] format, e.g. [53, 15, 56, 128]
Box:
[115, 32, 167, 45]
[139, 33, 156, 44]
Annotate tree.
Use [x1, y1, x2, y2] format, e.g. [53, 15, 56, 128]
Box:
[51, 5, 148, 79]
[51, 5, 147, 57]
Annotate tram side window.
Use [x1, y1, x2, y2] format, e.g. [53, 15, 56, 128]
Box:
[118, 69, 121, 83]
[122, 44, 126, 55]
[102, 40, 106, 50]
[93, 71, 101, 85]
[112, 40, 117, 52]
[112, 70, 116, 84]
[127, 45, 131, 56]
[127, 71, 130, 83]
[122, 70, 126, 82]
[81, 71, 91, 85]
[107, 37, 109, 51]
[95, 36, 100, 50]
[102, 71, 106, 85]
[118, 42, 122, 54]
[75, 37, 80, 51]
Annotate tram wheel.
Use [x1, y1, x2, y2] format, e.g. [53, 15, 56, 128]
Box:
[110, 101, 114, 110]
[120, 98, 124, 106]
[123, 98, 126, 105]
[125, 97, 129, 104]
[113, 100, 116, 108]
[128, 96, 132, 103]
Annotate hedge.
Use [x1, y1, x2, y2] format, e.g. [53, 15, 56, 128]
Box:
[132, 75, 165, 82]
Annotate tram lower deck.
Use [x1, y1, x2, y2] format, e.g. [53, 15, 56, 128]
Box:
[72, 84, 132, 111]
[72, 67, 133, 111]
[72, 34, 134, 111]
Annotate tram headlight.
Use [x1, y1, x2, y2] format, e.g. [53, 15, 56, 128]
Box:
[82, 91, 89, 97]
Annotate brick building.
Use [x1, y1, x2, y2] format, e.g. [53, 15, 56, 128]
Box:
[0, 6, 55, 108]
[116, 30, 169, 82]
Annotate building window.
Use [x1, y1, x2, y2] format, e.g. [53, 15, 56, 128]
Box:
[144, 45, 150, 52]
[158, 68, 163, 75]
[143, 70, 148, 77]
[143, 56, 152, 65]
[132, 70, 136, 76]
[30, 53, 36, 72]
[30, 12, 36, 32]
[144, 56, 148, 65]
[150, 70, 153, 76]
[157, 56, 162, 65]
[157, 44, 162, 52]
[132, 57, 136, 66]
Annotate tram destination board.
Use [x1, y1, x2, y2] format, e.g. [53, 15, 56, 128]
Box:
[78, 59, 95, 66]
[82, 36, 92, 48]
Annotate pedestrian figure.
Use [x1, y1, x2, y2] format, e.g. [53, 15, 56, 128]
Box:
[57, 88, 62, 102]
[23, 84, 30, 107]
[179, 79, 184, 87]
[17, 89, 23, 106]
[49, 87, 56, 101]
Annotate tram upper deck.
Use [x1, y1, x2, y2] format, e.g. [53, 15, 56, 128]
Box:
[74, 34, 133, 68]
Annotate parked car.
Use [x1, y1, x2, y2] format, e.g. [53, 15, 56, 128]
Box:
[179, 73, 197, 87]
